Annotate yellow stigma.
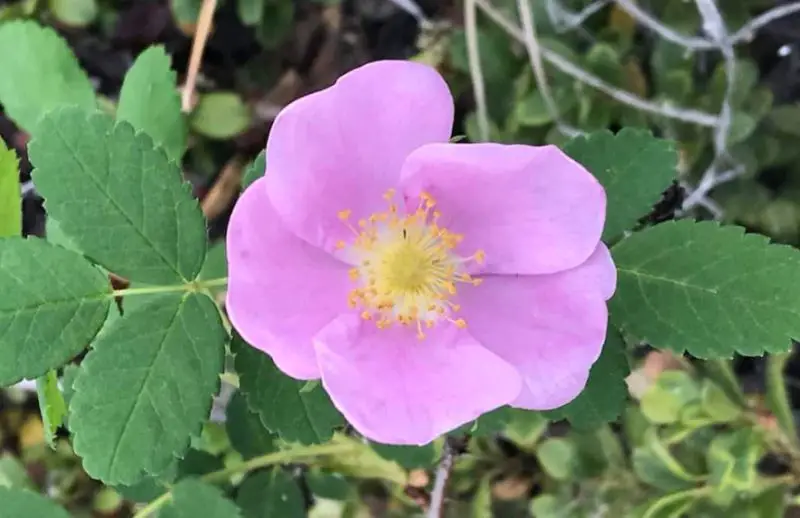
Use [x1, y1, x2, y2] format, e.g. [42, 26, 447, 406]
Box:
[339, 190, 484, 337]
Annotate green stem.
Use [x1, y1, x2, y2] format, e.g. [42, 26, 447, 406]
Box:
[766, 352, 798, 447]
[111, 277, 228, 298]
[132, 442, 355, 518]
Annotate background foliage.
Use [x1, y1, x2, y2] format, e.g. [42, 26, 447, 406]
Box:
[2, 0, 800, 517]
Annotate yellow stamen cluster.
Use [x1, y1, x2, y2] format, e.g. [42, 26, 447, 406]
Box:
[337, 189, 484, 339]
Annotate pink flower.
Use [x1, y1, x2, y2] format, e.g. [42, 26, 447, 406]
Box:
[226, 60, 616, 445]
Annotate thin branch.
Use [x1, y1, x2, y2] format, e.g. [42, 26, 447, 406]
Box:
[545, 0, 610, 33]
[427, 438, 457, 518]
[464, 0, 490, 141]
[613, 0, 716, 50]
[517, 0, 581, 137]
[474, 0, 719, 127]
[731, 2, 800, 43]
[681, 0, 738, 217]
[182, 0, 218, 112]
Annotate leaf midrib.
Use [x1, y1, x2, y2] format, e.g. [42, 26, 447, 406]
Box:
[106, 294, 186, 479]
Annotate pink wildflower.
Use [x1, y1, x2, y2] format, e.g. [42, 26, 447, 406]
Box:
[226, 60, 616, 445]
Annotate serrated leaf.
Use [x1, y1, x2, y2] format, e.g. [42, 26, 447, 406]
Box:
[0, 237, 110, 386]
[162, 479, 241, 518]
[237, 469, 304, 518]
[611, 221, 800, 357]
[543, 328, 629, 427]
[241, 151, 265, 189]
[117, 46, 186, 163]
[70, 292, 227, 485]
[232, 336, 344, 445]
[563, 129, 677, 241]
[0, 487, 72, 518]
[36, 370, 67, 449]
[190, 92, 252, 140]
[0, 21, 95, 132]
[30, 107, 207, 284]
[226, 391, 276, 460]
[0, 140, 20, 237]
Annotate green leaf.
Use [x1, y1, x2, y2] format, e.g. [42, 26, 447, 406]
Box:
[178, 449, 224, 478]
[232, 336, 344, 445]
[563, 129, 677, 241]
[226, 391, 276, 460]
[70, 292, 227, 485]
[0, 487, 72, 518]
[610, 220, 800, 357]
[700, 380, 742, 423]
[36, 370, 67, 449]
[640, 489, 700, 518]
[707, 429, 763, 498]
[162, 479, 241, 518]
[767, 104, 800, 137]
[237, 469, 304, 518]
[198, 242, 227, 298]
[0, 21, 95, 132]
[370, 442, 436, 469]
[640, 371, 701, 424]
[117, 46, 186, 163]
[537, 438, 577, 480]
[30, 108, 207, 284]
[0, 454, 33, 489]
[543, 328, 630, 427]
[632, 429, 703, 491]
[0, 237, 110, 386]
[306, 472, 349, 501]
[237, 0, 265, 25]
[190, 92, 252, 140]
[48, 0, 98, 27]
[241, 151, 265, 189]
[0, 140, 20, 237]
[504, 409, 547, 448]
[728, 112, 757, 145]
[517, 90, 554, 126]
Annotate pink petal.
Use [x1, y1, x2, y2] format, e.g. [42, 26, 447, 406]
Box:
[226, 178, 351, 380]
[264, 60, 454, 252]
[400, 143, 606, 275]
[313, 315, 522, 444]
[458, 254, 610, 410]
[561, 243, 617, 301]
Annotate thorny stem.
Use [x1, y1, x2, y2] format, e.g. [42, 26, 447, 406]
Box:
[111, 277, 228, 298]
[132, 443, 356, 518]
[427, 438, 458, 518]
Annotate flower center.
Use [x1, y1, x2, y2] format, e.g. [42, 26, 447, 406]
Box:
[336, 189, 484, 339]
